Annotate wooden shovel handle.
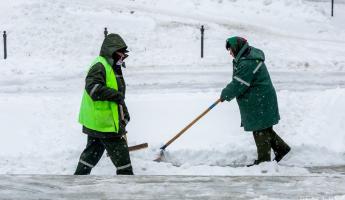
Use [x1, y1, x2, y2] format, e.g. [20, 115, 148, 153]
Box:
[128, 143, 148, 152]
[161, 99, 222, 150]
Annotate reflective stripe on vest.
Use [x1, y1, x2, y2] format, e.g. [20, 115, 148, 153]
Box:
[78, 56, 120, 133]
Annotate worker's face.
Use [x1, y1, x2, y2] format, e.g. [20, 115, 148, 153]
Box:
[114, 51, 128, 66]
[114, 51, 125, 66]
[226, 46, 234, 58]
[115, 51, 125, 61]
[228, 49, 234, 58]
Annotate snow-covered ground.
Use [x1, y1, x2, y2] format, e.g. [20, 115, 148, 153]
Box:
[1, 0, 345, 178]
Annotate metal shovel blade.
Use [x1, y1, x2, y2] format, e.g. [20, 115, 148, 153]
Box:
[153, 149, 166, 162]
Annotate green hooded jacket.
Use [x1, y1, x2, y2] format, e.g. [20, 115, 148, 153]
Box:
[221, 38, 280, 132]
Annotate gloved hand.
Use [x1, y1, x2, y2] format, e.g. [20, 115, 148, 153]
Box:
[113, 92, 125, 105]
[220, 89, 231, 102]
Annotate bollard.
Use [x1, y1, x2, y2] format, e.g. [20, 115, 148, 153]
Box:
[104, 27, 108, 38]
[331, 0, 334, 17]
[200, 25, 204, 58]
[3, 31, 7, 59]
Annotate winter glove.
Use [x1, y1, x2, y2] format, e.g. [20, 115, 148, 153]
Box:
[220, 88, 231, 102]
[113, 92, 125, 105]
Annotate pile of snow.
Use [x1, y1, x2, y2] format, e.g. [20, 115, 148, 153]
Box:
[0, 89, 344, 175]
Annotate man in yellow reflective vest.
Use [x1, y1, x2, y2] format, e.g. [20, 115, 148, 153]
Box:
[74, 33, 133, 175]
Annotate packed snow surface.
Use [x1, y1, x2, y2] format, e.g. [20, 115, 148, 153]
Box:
[1, 175, 345, 200]
[1, 0, 345, 176]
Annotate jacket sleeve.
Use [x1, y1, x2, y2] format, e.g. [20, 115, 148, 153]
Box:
[221, 61, 256, 101]
[85, 62, 123, 103]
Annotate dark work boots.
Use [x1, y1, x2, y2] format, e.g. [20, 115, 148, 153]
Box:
[270, 128, 291, 162]
[247, 127, 290, 167]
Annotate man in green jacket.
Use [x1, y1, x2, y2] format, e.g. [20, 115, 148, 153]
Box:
[74, 33, 133, 175]
[221, 36, 291, 166]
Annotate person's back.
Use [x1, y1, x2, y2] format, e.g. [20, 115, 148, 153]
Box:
[234, 46, 280, 132]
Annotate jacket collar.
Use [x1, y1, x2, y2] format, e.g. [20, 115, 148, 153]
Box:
[104, 57, 114, 66]
[234, 43, 249, 63]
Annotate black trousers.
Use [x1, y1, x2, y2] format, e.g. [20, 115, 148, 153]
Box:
[253, 127, 290, 162]
[74, 135, 133, 175]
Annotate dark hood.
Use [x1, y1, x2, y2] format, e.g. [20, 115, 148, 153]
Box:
[226, 36, 265, 63]
[100, 33, 127, 61]
[244, 47, 265, 61]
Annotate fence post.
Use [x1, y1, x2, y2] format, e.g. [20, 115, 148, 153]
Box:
[331, 0, 334, 17]
[200, 25, 204, 58]
[3, 31, 7, 59]
[104, 27, 108, 38]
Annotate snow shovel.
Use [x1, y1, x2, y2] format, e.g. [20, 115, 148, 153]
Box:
[154, 99, 222, 162]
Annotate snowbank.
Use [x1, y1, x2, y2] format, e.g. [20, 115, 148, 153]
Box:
[0, 88, 344, 175]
